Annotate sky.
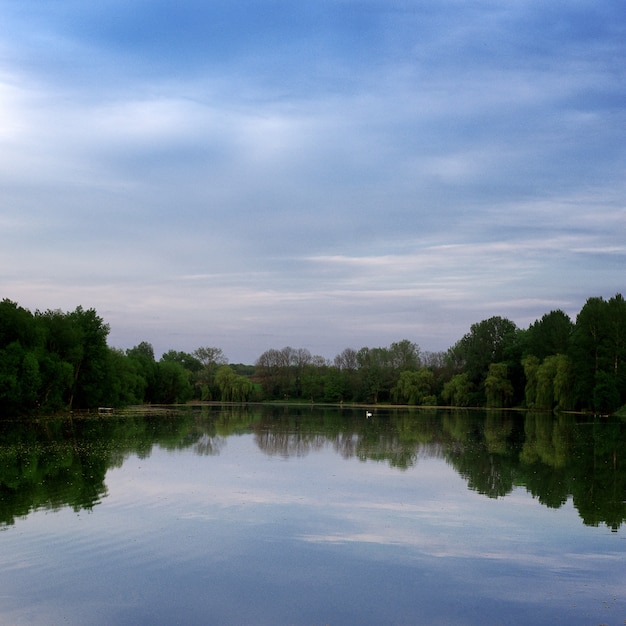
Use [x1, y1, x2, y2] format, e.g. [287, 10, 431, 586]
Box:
[1, 0, 625, 363]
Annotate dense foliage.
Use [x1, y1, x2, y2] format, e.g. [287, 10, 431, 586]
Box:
[1, 294, 626, 415]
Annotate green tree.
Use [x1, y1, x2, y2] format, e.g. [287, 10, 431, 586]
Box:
[522, 355, 540, 408]
[154, 360, 193, 404]
[35, 350, 74, 411]
[522, 353, 573, 412]
[593, 370, 620, 415]
[0, 299, 40, 349]
[323, 367, 344, 402]
[553, 354, 574, 411]
[355, 347, 386, 403]
[36, 306, 111, 409]
[535, 356, 558, 410]
[451, 316, 519, 403]
[68, 307, 113, 409]
[392, 368, 434, 405]
[0, 342, 40, 413]
[388, 340, 421, 372]
[126, 342, 157, 403]
[606, 294, 626, 406]
[300, 355, 329, 401]
[525, 310, 573, 360]
[161, 350, 203, 398]
[442, 373, 473, 407]
[107, 348, 145, 406]
[161, 350, 202, 373]
[355, 341, 420, 403]
[194, 346, 228, 400]
[570, 294, 626, 412]
[215, 365, 253, 402]
[484, 363, 514, 408]
[333, 348, 359, 401]
[255, 347, 293, 399]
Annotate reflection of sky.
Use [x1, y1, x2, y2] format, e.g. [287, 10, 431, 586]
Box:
[1, 435, 624, 625]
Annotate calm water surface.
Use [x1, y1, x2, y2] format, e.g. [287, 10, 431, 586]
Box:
[1, 406, 625, 625]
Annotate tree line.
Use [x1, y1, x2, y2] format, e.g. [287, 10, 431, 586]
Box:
[1, 293, 625, 415]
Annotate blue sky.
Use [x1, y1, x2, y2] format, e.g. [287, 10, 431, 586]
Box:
[2, 1, 625, 363]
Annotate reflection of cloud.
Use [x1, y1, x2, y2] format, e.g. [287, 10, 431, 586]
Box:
[299, 528, 622, 577]
[98, 439, 626, 623]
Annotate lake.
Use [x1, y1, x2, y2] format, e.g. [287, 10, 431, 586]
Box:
[1, 405, 625, 625]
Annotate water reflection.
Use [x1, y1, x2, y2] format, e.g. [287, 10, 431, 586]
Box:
[1, 406, 625, 530]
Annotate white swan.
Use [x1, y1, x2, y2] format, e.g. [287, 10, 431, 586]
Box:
[365, 411, 372, 418]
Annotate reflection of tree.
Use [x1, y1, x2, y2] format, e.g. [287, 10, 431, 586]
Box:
[333, 432, 359, 459]
[0, 410, 199, 526]
[254, 429, 327, 457]
[484, 411, 514, 454]
[193, 434, 226, 456]
[444, 411, 520, 498]
[2, 406, 625, 530]
[357, 432, 420, 470]
[569, 419, 626, 531]
[0, 421, 109, 525]
[520, 412, 574, 469]
[518, 412, 573, 508]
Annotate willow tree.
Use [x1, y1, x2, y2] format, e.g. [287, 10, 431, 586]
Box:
[392, 368, 435, 405]
[484, 363, 514, 408]
[193, 346, 227, 400]
[215, 365, 253, 402]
